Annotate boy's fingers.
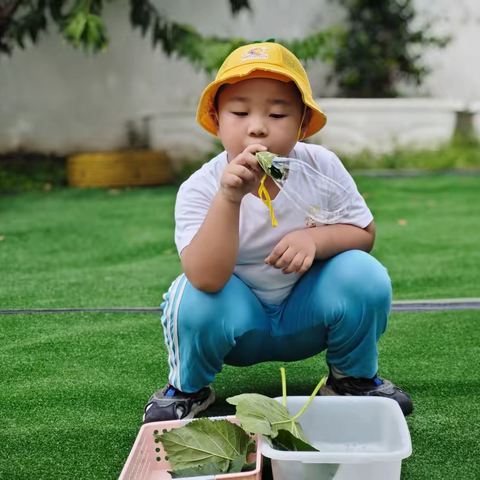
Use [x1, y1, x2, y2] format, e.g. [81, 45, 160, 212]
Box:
[229, 164, 257, 183]
[234, 145, 267, 171]
[271, 247, 295, 270]
[265, 242, 288, 265]
[235, 153, 262, 172]
[282, 252, 305, 275]
[295, 256, 314, 275]
[244, 144, 268, 155]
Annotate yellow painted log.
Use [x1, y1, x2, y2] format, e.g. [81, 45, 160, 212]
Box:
[67, 151, 173, 188]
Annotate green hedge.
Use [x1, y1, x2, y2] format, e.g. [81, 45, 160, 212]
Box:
[340, 139, 480, 171]
[0, 153, 67, 193]
[176, 139, 480, 183]
[2, 140, 479, 193]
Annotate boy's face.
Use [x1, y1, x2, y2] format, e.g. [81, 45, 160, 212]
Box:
[212, 78, 309, 159]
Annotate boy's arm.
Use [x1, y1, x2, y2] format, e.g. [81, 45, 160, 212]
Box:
[181, 193, 241, 292]
[265, 148, 375, 274]
[306, 221, 376, 260]
[265, 221, 375, 274]
[180, 144, 266, 293]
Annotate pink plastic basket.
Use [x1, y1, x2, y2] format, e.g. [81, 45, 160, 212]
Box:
[119, 416, 263, 480]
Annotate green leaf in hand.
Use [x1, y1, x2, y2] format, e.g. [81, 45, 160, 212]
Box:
[256, 151, 287, 180]
[256, 151, 277, 174]
[158, 418, 255, 473]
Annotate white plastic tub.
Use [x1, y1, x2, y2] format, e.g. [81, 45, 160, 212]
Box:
[259, 396, 412, 480]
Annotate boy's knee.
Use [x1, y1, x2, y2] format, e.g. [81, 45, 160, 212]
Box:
[172, 277, 259, 336]
[177, 287, 228, 333]
[330, 250, 392, 306]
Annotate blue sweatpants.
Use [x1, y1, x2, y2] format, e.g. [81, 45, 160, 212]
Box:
[160, 250, 392, 393]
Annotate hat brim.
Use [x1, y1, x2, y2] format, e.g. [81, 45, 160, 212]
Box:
[196, 64, 327, 139]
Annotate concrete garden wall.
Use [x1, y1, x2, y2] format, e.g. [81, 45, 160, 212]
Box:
[148, 99, 475, 160]
[0, 0, 479, 161]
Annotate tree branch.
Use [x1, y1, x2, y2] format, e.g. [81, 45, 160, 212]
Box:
[229, 0, 251, 15]
[0, 0, 25, 52]
[0, 0, 24, 25]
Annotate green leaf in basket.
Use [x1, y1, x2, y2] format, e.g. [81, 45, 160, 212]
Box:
[228, 454, 249, 473]
[169, 460, 224, 478]
[157, 418, 255, 474]
[242, 462, 257, 472]
[246, 437, 256, 457]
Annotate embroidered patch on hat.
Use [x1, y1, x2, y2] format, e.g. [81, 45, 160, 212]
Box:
[241, 46, 269, 61]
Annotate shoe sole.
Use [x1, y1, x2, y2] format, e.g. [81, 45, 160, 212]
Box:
[142, 387, 216, 423]
[319, 379, 339, 397]
[319, 378, 413, 416]
[184, 388, 216, 420]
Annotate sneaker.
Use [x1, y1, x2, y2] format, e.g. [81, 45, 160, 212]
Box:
[320, 369, 413, 416]
[143, 384, 215, 423]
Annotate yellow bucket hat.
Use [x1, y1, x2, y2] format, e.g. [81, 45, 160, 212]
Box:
[196, 42, 327, 139]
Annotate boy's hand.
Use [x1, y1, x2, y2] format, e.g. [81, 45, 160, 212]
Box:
[265, 230, 316, 275]
[219, 144, 267, 204]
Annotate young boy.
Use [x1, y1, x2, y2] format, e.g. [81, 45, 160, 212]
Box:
[144, 42, 413, 423]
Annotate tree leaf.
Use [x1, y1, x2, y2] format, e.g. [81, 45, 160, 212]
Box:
[273, 429, 319, 452]
[242, 462, 257, 472]
[227, 393, 287, 438]
[234, 409, 273, 437]
[227, 393, 311, 444]
[272, 419, 310, 445]
[157, 418, 254, 473]
[171, 454, 254, 476]
[169, 461, 224, 478]
[255, 152, 287, 180]
[227, 454, 248, 473]
[246, 437, 256, 457]
[230, 0, 251, 15]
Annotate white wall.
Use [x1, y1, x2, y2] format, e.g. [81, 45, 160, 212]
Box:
[0, 0, 479, 158]
[413, 0, 480, 101]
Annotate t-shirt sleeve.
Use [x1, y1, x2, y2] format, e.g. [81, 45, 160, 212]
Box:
[324, 151, 374, 228]
[174, 178, 216, 255]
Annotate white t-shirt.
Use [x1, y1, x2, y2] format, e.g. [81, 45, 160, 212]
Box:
[175, 142, 373, 305]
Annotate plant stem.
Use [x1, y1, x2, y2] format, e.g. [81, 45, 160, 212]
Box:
[271, 376, 327, 427]
[280, 367, 287, 407]
[290, 376, 326, 422]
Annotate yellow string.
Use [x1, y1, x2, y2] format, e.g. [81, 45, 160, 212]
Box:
[257, 105, 307, 227]
[259, 173, 278, 227]
[296, 104, 307, 143]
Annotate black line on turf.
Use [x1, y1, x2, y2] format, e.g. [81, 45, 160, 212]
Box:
[1, 302, 480, 315]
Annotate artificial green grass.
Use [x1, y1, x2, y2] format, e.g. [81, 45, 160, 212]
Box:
[1, 177, 479, 479]
[1, 176, 479, 309]
[1, 310, 479, 479]
[0, 187, 182, 309]
[359, 175, 480, 300]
